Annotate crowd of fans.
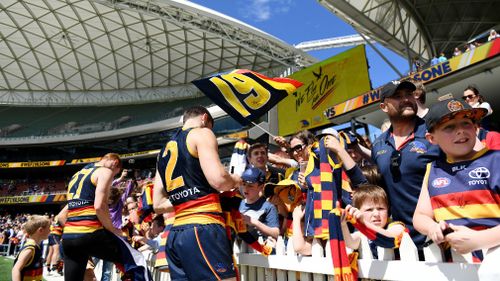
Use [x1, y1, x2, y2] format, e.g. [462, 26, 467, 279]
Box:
[413, 29, 500, 73]
[1, 84, 498, 280]
[0, 179, 67, 196]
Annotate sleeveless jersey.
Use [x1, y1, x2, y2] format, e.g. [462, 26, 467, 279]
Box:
[50, 221, 63, 237]
[426, 149, 500, 229]
[14, 239, 43, 281]
[63, 163, 103, 239]
[157, 128, 223, 226]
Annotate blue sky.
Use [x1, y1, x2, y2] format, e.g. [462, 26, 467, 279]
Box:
[190, 0, 410, 88]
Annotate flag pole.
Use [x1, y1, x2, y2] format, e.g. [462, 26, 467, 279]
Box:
[249, 120, 277, 139]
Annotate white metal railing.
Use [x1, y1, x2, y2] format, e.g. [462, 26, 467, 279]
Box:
[129, 233, 482, 281]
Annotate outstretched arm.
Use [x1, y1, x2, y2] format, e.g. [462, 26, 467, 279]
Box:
[191, 128, 240, 191]
[94, 168, 122, 236]
[291, 205, 312, 255]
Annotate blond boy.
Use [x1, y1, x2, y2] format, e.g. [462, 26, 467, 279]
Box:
[12, 215, 51, 281]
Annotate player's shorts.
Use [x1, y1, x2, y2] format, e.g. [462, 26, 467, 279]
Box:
[48, 234, 61, 246]
[166, 223, 236, 281]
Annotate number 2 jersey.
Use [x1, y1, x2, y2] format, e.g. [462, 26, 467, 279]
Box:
[425, 149, 500, 230]
[157, 128, 224, 227]
[63, 163, 104, 239]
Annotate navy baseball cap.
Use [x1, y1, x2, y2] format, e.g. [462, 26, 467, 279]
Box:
[241, 167, 266, 184]
[426, 98, 487, 131]
[380, 80, 416, 101]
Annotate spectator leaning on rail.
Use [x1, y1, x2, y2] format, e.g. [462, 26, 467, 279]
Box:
[413, 98, 500, 280]
[371, 80, 440, 250]
[238, 167, 280, 240]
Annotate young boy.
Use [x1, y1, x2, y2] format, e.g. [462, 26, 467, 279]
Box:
[239, 167, 280, 240]
[413, 98, 499, 272]
[340, 184, 406, 252]
[12, 215, 51, 281]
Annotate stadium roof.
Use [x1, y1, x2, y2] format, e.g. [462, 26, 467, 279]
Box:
[319, 0, 500, 64]
[0, 0, 316, 106]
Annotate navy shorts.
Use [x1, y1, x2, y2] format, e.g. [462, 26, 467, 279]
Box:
[166, 223, 236, 281]
[48, 234, 61, 246]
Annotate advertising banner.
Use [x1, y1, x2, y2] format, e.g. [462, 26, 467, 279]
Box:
[278, 45, 370, 136]
[0, 193, 67, 205]
[324, 38, 500, 119]
[0, 160, 65, 169]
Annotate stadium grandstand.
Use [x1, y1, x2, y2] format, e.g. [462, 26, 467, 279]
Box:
[0, 0, 315, 217]
[1, 1, 499, 280]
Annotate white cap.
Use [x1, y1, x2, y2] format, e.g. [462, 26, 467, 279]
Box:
[316, 128, 339, 138]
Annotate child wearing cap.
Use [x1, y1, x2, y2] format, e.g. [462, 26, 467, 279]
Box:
[239, 167, 280, 240]
[12, 215, 51, 281]
[413, 98, 500, 278]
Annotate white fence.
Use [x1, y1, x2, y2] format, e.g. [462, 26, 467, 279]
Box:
[135, 233, 482, 281]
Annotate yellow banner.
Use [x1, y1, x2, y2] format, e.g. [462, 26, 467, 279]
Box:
[278, 45, 370, 136]
[0, 160, 65, 168]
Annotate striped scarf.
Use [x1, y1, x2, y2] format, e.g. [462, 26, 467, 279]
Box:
[305, 139, 356, 281]
[154, 215, 174, 270]
[303, 139, 343, 239]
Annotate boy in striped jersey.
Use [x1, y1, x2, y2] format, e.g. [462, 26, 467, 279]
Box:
[12, 215, 51, 281]
[414, 98, 499, 279]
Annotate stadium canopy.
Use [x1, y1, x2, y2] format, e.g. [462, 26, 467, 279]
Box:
[319, 0, 500, 65]
[0, 0, 316, 107]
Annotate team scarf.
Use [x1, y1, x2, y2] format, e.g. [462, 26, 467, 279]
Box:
[302, 138, 357, 280]
[229, 139, 249, 176]
[330, 208, 407, 249]
[138, 181, 154, 223]
[192, 69, 302, 125]
[111, 233, 153, 281]
[155, 215, 174, 270]
[220, 191, 273, 256]
[303, 139, 344, 239]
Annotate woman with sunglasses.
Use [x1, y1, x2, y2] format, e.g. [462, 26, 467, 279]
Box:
[463, 85, 494, 130]
[463, 85, 492, 116]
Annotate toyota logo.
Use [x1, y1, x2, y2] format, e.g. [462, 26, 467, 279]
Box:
[468, 167, 490, 179]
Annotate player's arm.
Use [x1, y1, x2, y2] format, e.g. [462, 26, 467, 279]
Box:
[57, 205, 69, 225]
[93, 168, 121, 236]
[191, 128, 240, 191]
[12, 247, 34, 281]
[153, 169, 174, 214]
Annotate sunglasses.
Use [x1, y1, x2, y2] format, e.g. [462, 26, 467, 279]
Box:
[462, 94, 475, 100]
[290, 144, 305, 153]
[390, 150, 401, 176]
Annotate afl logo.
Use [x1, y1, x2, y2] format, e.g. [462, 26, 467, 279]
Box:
[468, 167, 490, 179]
[432, 177, 450, 188]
